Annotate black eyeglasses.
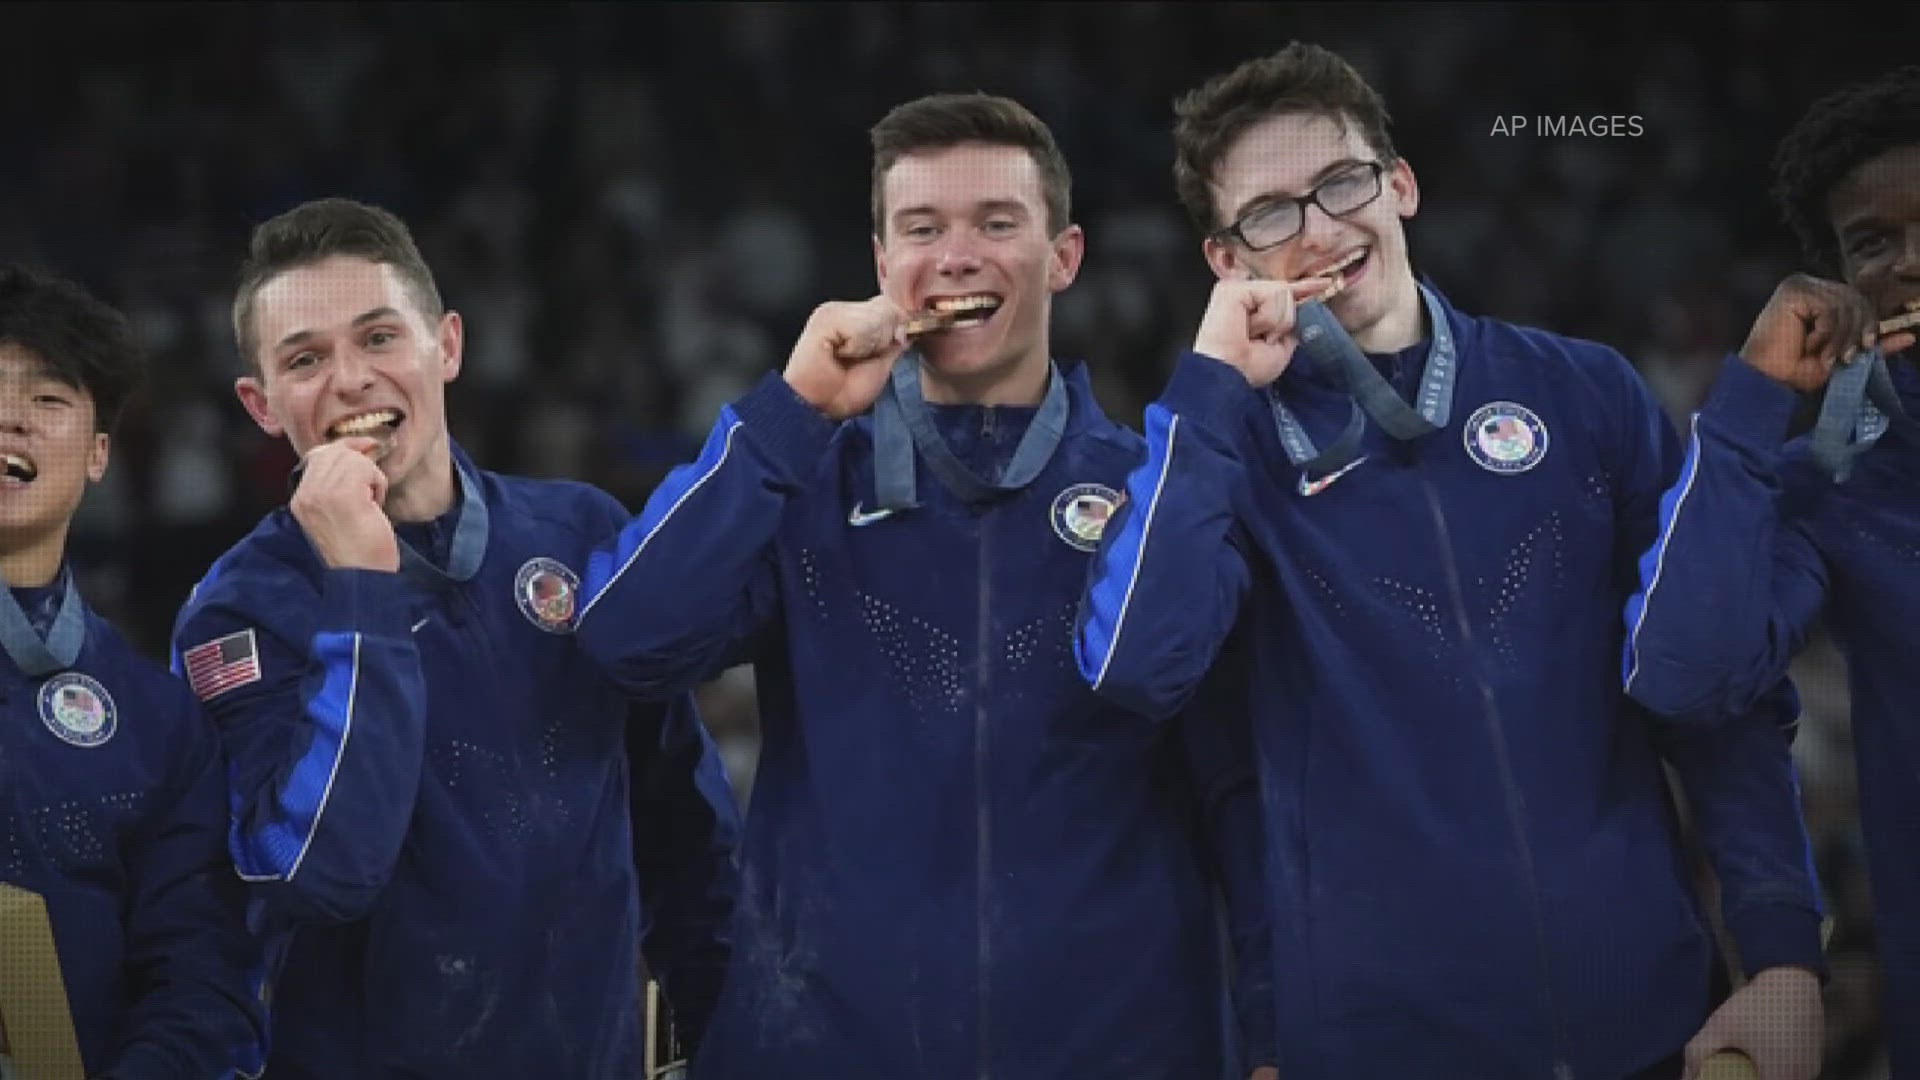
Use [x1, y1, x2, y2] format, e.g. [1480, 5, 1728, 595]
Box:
[1214, 161, 1388, 251]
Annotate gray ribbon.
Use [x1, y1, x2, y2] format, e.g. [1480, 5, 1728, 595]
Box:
[0, 566, 84, 676]
[1272, 283, 1457, 479]
[1809, 349, 1914, 482]
[872, 355, 1069, 509]
[398, 452, 489, 586]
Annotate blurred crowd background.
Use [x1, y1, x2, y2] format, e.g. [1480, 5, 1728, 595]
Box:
[3, 2, 1910, 1072]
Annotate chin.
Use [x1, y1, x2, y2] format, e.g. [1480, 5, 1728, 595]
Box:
[920, 343, 1006, 378]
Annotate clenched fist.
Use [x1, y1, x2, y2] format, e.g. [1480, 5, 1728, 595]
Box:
[1740, 274, 1917, 393]
[784, 297, 912, 421]
[290, 437, 400, 573]
[1682, 966, 1823, 1080]
[1193, 277, 1341, 388]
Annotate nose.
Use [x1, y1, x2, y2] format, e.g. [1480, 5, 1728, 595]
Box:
[329, 342, 378, 396]
[1894, 224, 1920, 280]
[934, 235, 984, 277]
[1294, 201, 1343, 255]
[0, 391, 32, 435]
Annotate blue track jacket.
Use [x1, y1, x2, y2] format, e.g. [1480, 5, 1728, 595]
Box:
[1626, 354, 1920, 1073]
[1076, 286, 1827, 1079]
[1, 570, 262, 1079]
[575, 362, 1271, 1079]
[170, 445, 739, 1079]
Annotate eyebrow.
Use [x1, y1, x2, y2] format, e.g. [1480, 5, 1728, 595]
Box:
[274, 307, 403, 350]
[1229, 157, 1370, 222]
[891, 199, 1031, 225]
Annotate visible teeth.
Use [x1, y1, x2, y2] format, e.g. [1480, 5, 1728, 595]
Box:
[330, 410, 400, 437]
[1325, 249, 1367, 275]
[2, 452, 33, 481]
[929, 295, 1002, 314]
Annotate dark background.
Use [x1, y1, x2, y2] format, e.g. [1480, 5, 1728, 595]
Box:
[4, 2, 1911, 1072]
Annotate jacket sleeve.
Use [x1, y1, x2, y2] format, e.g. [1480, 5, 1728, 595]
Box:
[1651, 684, 1829, 980]
[1074, 352, 1258, 720]
[1603, 353, 1827, 975]
[1178, 630, 1275, 1070]
[172, 566, 427, 926]
[629, 693, 741, 1056]
[574, 372, 838, 699]
[1622, 355, 1830, 721]
[100, 685, 267, 1080]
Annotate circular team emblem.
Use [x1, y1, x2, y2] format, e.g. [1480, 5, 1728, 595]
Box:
[515, 557, 581, 634]
[39, 672, 116, 748]
[1051, 483, 1122, 552]
[1464, 401, 1550, 474]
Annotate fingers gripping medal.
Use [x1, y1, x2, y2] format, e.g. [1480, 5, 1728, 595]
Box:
[1810, 299, 1920, 482]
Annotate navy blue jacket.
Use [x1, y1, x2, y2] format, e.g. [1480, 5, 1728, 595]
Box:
[1, 572, 261, 1079]
[1626, 354, 1920, 1072]
[1076, 288, 1827, 1079]
[170, 446, 739, 1079]
[575, 363, 1269, 1079]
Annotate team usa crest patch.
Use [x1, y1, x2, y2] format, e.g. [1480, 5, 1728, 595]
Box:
[39, 672, 116, 748]
[1051, 483, 1122, 552]
[515, 557, 580, 633]
[1464, 401, 1549, 474]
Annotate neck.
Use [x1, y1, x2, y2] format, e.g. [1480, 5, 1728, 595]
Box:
[920, 349, 1051, 407]
[0, 527, 66, 588]
[1351, 274, 1426, 354]
[384, 442, 457, 524]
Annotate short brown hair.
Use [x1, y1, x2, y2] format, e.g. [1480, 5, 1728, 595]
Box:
[231, 198, 443, 366]
[1173, 43, 1398, 235]
[870, 93, 1073, 238]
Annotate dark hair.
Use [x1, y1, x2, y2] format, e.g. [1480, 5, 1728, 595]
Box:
[1772, 66, 1920, 278]
[0, 263, 143, 433]
[870, 92, 1074, 238]
[1173, 42, 1398, 235]
[232, 197, 443, 365]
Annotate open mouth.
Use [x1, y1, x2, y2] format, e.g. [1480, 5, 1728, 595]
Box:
[925, 293, 1004, 329]
[325, 408, 405, 441]
[1, 451, 36, 484]
[1305, 247, 1370, 296]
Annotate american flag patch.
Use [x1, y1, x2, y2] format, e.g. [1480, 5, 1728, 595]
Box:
[183, 629, 262, 701]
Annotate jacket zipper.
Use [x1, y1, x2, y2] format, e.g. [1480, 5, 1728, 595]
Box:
[974, 512, 993, 1080]
[1417, 477, 1571, 1080]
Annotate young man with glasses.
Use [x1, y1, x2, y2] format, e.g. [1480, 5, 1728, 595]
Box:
[1075, 43, 1827, 1079]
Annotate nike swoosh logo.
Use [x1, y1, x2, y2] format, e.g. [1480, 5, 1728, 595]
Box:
[1298, 455, 1368, 497]
[411, 617, 430, 633]
[848, 503, 897, 527]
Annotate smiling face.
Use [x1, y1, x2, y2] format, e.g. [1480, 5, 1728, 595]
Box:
[236, 255, 462, 510]
[1829, 143, 1920, 355]
[0, 342, 108, 547]
[1202, 112, 1422, 348]
[873, 142, 1083, 400]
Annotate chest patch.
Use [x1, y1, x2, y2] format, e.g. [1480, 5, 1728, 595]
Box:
[1464, 401, 1550, 474]
[39, 672, 116, 748]
[514, 557, 580, 634]
[1050, 483, 1122, 552]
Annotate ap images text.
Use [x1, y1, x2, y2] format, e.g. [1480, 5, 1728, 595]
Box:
[1490, 115, 1645, 136]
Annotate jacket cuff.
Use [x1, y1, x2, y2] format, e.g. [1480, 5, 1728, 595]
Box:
[319, 568, 415, 638]
[1728, 903, 1829, 981]
[1698, 355, 1801, 452]
[1162, 351, 1263, 435]
[730, 371, 841, 482]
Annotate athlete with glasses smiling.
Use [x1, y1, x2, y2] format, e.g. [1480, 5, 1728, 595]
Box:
[1076, 42, 1828, 1080]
